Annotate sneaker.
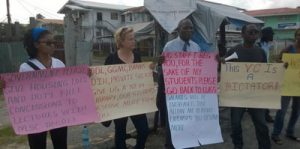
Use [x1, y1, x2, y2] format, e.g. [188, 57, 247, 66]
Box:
[285, 134, 300, 142]
[271, 135, 283, 145]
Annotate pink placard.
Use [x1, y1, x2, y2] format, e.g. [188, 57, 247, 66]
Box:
[1, 65, 99, 135]
[162, 52, 218, 94]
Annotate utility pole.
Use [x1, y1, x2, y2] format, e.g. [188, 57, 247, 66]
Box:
[6, 0, 12, 38]
[6, 0, 11, 25]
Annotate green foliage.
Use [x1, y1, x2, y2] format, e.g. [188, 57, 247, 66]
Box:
[0, 126, 27, 145]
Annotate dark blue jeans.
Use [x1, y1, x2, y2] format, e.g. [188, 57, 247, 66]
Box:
[230, 108, 270, 149]
[272, 96, 300, 137]
[114, 114, 149, 149]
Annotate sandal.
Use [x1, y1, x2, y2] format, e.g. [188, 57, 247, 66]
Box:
[285, 135, 300, 142]
[271, 136, 283, 145]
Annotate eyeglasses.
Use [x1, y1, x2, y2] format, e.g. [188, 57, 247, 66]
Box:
[39, 41, 57, 46]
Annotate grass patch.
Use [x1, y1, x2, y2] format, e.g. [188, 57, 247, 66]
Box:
[0, 125, 27, 145]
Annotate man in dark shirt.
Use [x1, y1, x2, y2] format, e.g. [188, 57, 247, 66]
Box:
[225, 24, 271, 149]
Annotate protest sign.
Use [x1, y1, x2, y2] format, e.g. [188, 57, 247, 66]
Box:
[91, 62, 157, 122]
[163, 52, 223, 148]
[282, 54, 300, 96]
[1, 65, 98, 135]
[219, 62, 284, 109]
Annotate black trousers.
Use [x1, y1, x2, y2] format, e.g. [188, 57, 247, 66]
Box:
[27, 127, 68, 149]
[231, 108, 270, 149]
[114, 114, 149, 149]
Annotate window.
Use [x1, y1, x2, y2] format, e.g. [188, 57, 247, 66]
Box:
[121, 15, 125, 22]
[111, 12, 118, 20]
[96, 31, 101, 36]
[278, 15, 291, 21]
[97, 12, 102, 21]
[128, 13, 133, 21]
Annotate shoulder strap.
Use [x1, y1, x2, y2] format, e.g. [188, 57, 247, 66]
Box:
[26, 61, 41, 70]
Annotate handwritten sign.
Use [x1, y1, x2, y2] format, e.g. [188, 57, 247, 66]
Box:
[91, 62, 157, 122]
[163, 52, 223, 148]
[144, 0, 197, 33]
[163, 52, 218, 94]
[282, 54, 300, 96]
[219, 62, 285, 109]
[1, 66, 98, 135]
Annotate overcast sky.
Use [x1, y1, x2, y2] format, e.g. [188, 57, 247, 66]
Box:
[1, 0, 300, 23]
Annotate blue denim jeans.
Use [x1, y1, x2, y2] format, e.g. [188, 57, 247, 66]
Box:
[272, 96, 300, 137]
[114, 114, 149, 149]
[230, 107, 270, 149]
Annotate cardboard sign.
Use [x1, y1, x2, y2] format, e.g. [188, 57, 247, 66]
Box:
[219, 62, 285, 109]
[91, 62, 157, 122]
[1, 66, 98, 135]
[282, 54, 300, 96]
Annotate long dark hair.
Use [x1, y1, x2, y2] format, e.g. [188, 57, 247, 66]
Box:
[23, 28, 50, 59]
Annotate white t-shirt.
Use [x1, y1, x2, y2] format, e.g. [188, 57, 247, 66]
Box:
[163, 36, 201, 52]
[19, 57, 65, 72]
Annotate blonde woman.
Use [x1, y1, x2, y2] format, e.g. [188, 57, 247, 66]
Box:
[104, 26, 149, 149]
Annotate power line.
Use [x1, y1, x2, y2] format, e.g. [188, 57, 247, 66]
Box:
[15, 0, 35, 16]
[21, 0, 62, 18]
[1, 18, 7, 23]
[0, 16, 7, 22]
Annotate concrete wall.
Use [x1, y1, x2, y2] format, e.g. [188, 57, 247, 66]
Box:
[256, 14, 300, 40]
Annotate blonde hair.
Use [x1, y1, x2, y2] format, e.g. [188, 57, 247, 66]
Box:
[114, 26, 134, 49]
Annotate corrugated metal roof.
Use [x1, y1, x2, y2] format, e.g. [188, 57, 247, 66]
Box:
[124, 6, 147, 13]
[245, 7, 300, 17]
[127, 21, 153, 33]
[59, 0, 132, 13]
[36, 19, 64, 25]
[64, 4, 89, 11]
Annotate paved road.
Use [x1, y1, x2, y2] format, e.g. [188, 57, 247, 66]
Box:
[143, 108, 300, 149]
[1, 103, 299, 149]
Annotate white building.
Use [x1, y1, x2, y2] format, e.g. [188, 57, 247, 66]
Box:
[59, 0, 156, 58]
[58, 0, 132, 43]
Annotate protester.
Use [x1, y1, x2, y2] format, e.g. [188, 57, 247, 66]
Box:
[257, 26, 275, 123]
[258, 27, 274, 62]
[271, 28, 300, 145]
[16, 28, 67, 149]
[104, 26, 149, 149]
[225, 24, 271, 149]
[157, 18, 201, 149]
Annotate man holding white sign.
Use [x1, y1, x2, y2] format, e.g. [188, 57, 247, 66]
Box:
[158, 18, 222, 149]
[159, 18, 200, 149]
